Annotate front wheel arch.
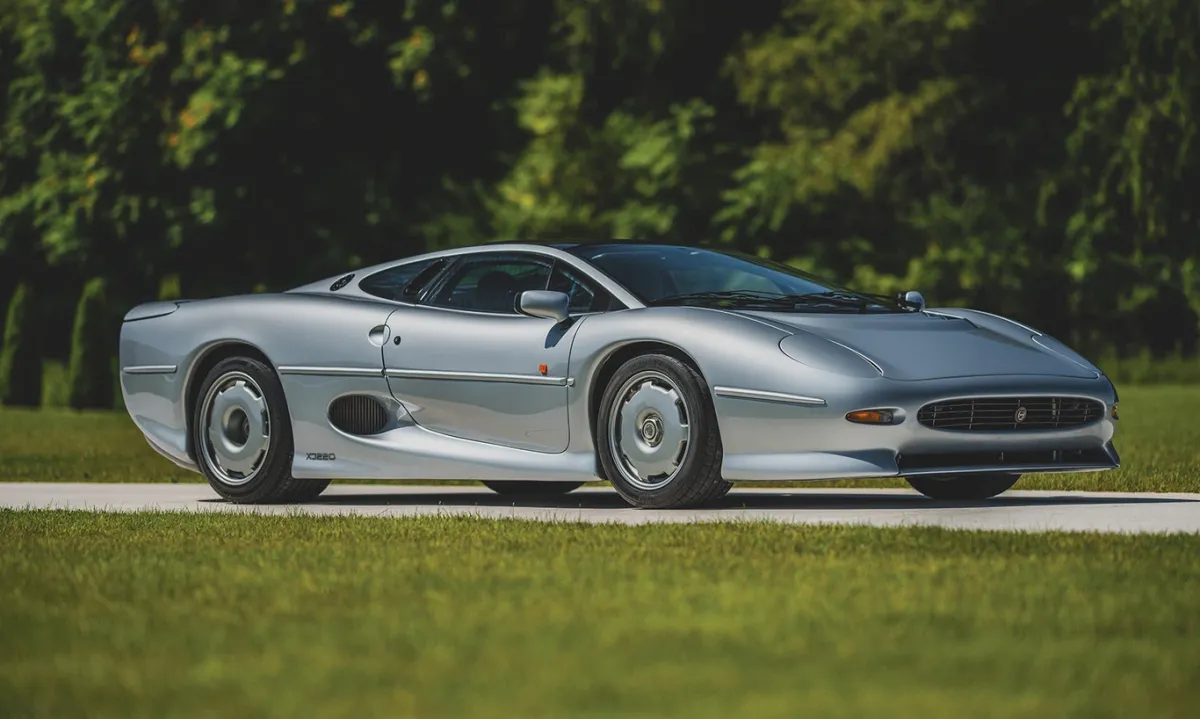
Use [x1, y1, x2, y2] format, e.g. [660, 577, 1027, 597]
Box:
[596, 352, 731, 508]
[587, 341, 710, 472]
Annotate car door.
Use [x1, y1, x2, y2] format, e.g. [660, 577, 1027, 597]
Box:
[382, 251, 583, 453]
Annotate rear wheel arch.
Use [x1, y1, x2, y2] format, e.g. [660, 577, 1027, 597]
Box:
[184, 341, 276, 463]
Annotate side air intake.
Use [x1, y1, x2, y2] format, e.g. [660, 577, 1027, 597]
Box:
[328, 395, 389, 436]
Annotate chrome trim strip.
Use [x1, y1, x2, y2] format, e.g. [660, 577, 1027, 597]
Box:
[122, 365, 178, 375]
[385, 368, 568, 386]
[713, 386, 826, 406]
[277, 366, 384, 377]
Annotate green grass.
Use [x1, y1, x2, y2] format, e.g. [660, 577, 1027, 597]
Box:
[2, 511, 1198, 718]
[0, 407, 196, 483]
[1, 385, 1197, 492]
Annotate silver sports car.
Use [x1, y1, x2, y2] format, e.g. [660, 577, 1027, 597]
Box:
[119, 241, 1120, 508]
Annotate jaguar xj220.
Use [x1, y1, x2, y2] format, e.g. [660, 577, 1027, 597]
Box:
[118, 241, 1120, 508]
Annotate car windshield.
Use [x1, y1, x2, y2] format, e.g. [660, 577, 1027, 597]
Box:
[567, 244, 904, 313]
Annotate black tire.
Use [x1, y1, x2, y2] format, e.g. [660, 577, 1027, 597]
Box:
[482, 481, 584, 497]
[905, 473, 1021, 500]
[287, 478, 333, 502]
[596, 353, 731, 509]
[192, 356, 329, 503]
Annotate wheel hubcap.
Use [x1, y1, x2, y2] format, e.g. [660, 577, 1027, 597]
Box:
[200, 371, 271, 486]
[608, 371, 690, 490]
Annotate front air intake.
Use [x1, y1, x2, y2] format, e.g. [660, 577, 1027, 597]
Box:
[917, 396, 1104, 431]
[328, 395, 389, 436]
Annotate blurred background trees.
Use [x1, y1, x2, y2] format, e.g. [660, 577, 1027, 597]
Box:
[1, 0, 1198, 407]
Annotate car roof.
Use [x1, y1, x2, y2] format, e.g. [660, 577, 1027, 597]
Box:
[483, 238, 694, 250]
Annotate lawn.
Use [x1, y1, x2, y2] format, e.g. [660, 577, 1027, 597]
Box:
[2, 511, 1198, 718]
[1, 385, 1197, 492]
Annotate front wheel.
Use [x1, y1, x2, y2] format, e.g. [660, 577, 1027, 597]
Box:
[906, 473, 1021, 500]
[597, 353, 731, 509]
[482, 481, 584, 497]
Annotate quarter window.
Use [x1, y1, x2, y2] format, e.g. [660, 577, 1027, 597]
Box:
[427, 254, 553, 314]
[358, 259, 446, 302]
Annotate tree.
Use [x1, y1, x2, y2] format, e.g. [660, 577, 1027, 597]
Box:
[0, 282, 42, 407]
[1056, 0, 1200, 355]
[67, 278, 113, 410]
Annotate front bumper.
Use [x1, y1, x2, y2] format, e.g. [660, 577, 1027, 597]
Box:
[715, 373, 1120, 481]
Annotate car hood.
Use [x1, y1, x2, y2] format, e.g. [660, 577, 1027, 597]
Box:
[739, 310, 1098, 381]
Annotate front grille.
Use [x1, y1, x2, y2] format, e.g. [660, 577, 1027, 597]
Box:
[898, 448, 1112, 472]
[917, 396, 1104, 431]
[328, 395, 389, 436]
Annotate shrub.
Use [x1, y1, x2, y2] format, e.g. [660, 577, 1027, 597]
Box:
[39, 360, 70, 409]
[0, 283, 43, 407]
[1095, 350, 1200, 386]
[67, 278, 115, 410]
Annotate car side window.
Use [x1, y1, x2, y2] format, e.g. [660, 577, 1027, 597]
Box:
[548, 263, 619, 313]
[427, 254, 553, 314]
[359, 259, 446, 302]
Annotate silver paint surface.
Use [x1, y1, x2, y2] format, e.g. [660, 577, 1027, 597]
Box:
[119, 242, 1120, 484]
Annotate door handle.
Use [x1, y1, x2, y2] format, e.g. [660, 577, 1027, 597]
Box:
[368, 325, 391, 347]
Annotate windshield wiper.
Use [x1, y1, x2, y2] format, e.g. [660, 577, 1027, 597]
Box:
[649, 289, 899, 312]
[647, 290, 799, 308]
[648, 289, 777, 306]
[795, 291, 892, 311]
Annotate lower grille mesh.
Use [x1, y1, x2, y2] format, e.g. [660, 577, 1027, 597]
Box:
[917, 396, 1104, 431]
[899, 448, 1112, 472]
[328, 395, 389, 436]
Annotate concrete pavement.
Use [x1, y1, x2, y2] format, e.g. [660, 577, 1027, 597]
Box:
[3, 482, 1200, 534]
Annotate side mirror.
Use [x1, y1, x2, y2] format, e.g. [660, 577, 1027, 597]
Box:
[517, 290, 570, 323]
[899, 290, 926, 312]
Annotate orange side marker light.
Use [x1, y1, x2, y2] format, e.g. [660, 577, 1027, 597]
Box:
[845, 409, 895, 425]
[538, 363, 548, 376]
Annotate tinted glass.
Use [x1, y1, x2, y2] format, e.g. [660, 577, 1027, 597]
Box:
[568, 244, 902, 312]
[358, 259, 443, 302]
[548, 263, 618, 313]
[428, 254, 552, 314]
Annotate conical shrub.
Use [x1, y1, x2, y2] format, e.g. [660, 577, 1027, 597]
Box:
[67, 278, 115, 410]
[0, 283, 43, 407]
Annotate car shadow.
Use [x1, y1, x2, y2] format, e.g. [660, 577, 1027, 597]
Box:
[201, 487, 1198, 511]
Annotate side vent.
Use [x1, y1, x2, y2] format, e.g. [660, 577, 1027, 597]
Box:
[328, 395, 389, 436]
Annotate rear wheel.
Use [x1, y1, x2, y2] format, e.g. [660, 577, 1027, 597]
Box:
[193, 356, 329, 503]
[482, 481, 584, 497]
[597, 354, 731, 509]
[905, 473, 1020, 500]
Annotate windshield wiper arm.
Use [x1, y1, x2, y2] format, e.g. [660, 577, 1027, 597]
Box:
[647, 290, 797, 307]
[793, 291, 879, 310]
[649, 289, 899, 312]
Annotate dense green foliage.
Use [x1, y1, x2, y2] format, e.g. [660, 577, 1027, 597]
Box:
[0, 283, 41, 407]
[2, 385, 1198, 491]
[3, 512, 1199, 717]
[1, 0, 1198, 357]
[65, 278, 113, 409]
